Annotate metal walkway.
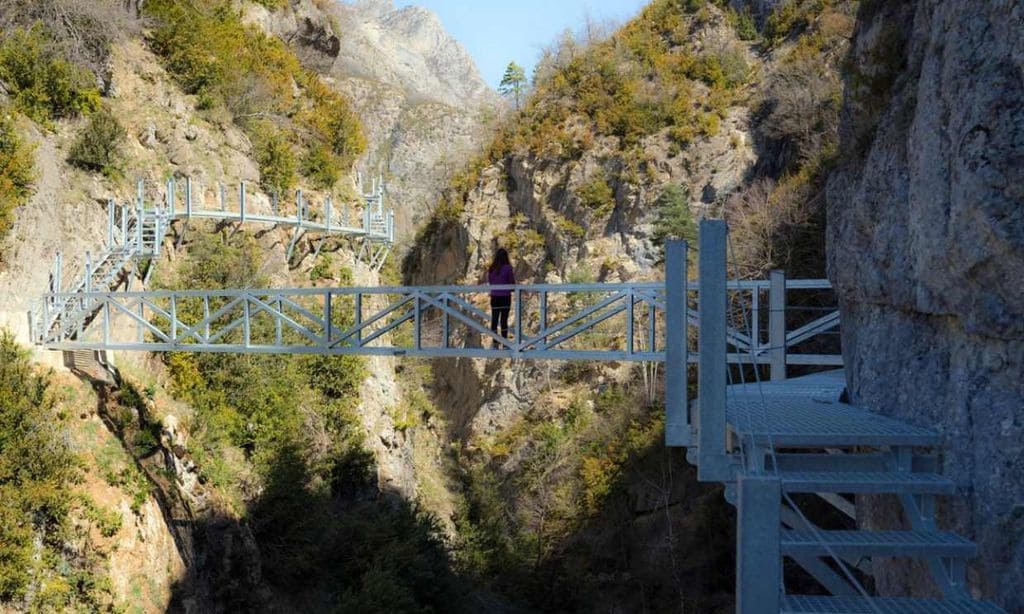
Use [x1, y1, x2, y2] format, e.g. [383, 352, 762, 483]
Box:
[690, 221, 1004, 613]
[27, 218, 1004, 613]
[28, 177, 395, 348]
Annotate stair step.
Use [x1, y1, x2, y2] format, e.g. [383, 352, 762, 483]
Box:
[781, 530, 976, 558]
[778, 471, 956, 494]
[781, 595, 1005, 613]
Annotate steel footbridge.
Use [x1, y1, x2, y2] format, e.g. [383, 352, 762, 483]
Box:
[27, 214, 1005, 613]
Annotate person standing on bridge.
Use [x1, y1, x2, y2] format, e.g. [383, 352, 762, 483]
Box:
[487, 248, 516, 348]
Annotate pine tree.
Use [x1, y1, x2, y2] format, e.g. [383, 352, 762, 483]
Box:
[498, 61, 527, 110]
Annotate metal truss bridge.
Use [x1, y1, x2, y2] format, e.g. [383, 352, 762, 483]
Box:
[28, 219, 1004, 613]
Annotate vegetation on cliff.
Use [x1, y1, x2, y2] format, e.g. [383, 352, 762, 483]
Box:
[401, 1, 858, 611]
[0, 110, 35, 244]
[158, 233, 464, 610]
[142, 0, 366, 194]
[0, 334, 118, 610]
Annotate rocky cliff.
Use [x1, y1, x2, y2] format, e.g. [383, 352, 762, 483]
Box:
[826, 0, 1023, 609]
[399, 1, 856, 610]
[263, 0, 499, 237]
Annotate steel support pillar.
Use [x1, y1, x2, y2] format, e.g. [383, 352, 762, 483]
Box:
[736, 475, 781, 614]
[698, 220, 730, 480]
[665, 239, 689, 446]
[769, 269, 786, 381]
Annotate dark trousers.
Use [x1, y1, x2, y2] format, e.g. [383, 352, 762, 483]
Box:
[490, 295, 511, 339]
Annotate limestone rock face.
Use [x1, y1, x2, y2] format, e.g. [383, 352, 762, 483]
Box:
[826, 1, 1024, 608]
[271, 0, 499, 237]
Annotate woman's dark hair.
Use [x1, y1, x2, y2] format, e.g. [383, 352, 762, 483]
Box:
[489, 248, 510, 273]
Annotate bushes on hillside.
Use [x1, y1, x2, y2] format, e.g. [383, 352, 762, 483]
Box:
[142, 0, 365, 191]
[0, 111, 35, 243]
[652, 183, 696, 251]
[0, 26, 101, 125]
[0, 333, 116, 610]
[67, 105, 125, 177]
[0, 0, 137, 78]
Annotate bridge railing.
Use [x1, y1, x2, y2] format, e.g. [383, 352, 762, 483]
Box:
[158, 177, 394, 242]
[31, 283, 668, 359]
[31, 275, 840, 364]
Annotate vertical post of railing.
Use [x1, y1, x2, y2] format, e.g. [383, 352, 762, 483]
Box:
[698, 220, 729, 481]
[203, 296, 210, 342]
[186, 177, 193, 219]
[272, 191, 279, 217]
[442, 295, 450, 349]
[413, 293, 422, 351]
[136, 200, 143, 251]
[296, 190, 303, 225]
[323, 293, 331, 347]
[665, 239, 689, 446]
[275, 296, 283, 346]
[514, 288, 522, 349]
[153, 216, 162, 258]
[137, 301, 144, 343]
[167, 177, 175, 215]
[751, 286, 760, 357]
[769, 269, 786, 381]
[354, 293, 362, 347]
[736, 475, 781, 614]
[243, 295, 251, 348]
[325, 197, 332, 232]
[219, 183, 226, 212]
[363, 206, 370, 233]
[104, 300, 111, 346]
[120, 204, 127, 244]
[539, 291, 547, 344]
[85, 251, 93, 293]
[55, 251, 62, 293]
[170, 295, 177, 343]
[107, 200, 114, 248]
[626, 289, 635, 356]
[137, 179, 144, 213]
[240, 183, 247, 223]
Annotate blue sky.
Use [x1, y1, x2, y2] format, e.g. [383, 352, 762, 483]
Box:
[395, 0, 648, 90]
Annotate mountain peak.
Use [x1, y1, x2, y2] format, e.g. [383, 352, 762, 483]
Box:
[335, 1, 496, 108]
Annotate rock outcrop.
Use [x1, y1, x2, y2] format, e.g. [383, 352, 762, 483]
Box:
[827, 1, 1024, 609]
[267, 0, 499, 236]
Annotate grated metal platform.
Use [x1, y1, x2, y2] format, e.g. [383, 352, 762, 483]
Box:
[776, 471, 956, 495]
[781, 529, 977, 558]
[781, 595, 1006, 613]
[725, 395, 941, 447]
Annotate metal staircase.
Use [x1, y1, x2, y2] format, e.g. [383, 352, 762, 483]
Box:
[29, 178, 396, 349]
[685, 220, 1004, 613]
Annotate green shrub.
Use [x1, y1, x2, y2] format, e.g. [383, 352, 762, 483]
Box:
[652, 183, 696, 250]
[251, 122, 298, 195]
[143, 0, 365, 187]
[301, 145, 342, 190]
[0, 332, 77, 601]
[0, 110, 35, 242]
[732, 8, 759, 40]
[577, 171, 615, 216]
[309, 253, 334, 281]
[0, 26, 100, 125]
[67, 106, 125, 177]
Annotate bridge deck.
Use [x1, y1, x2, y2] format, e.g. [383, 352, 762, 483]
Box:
[722, 370, 941, 448]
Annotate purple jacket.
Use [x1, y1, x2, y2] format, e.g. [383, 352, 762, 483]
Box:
[488, 264, 516, 297]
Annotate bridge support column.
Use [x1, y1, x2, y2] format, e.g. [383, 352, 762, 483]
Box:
[698, 219, 731, 481]
[769, 269, 787, 381]
[736, 475, 781, 614]
[665, 239, 689, 447]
